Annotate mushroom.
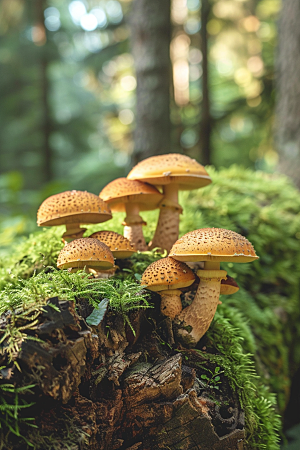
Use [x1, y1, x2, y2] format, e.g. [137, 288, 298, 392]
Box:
[141, 256, 195, 319]
[99, 178, 163, 251]
[220, 276, 240, 295]
[37, 190, 112, 243]
[89, 231, 137, 277]
[127, 154, 211, 253]
[57, 237, 114, 274]
[169, 228, 259, 345]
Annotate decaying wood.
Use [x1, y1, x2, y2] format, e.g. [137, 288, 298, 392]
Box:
[0, 294, 246, 449]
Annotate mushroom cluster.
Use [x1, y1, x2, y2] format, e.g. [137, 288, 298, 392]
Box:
[36, 153, 259, 347]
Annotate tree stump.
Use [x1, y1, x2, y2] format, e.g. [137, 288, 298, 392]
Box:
[0, 295, 246, 449]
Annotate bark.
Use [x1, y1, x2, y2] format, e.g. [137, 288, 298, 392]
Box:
[275, 0, 300, 187]
[0, 294, 246, 449]
[200, 0, 211, 166]
[129, 0, 171, 164]
[36, 0, 52, 182]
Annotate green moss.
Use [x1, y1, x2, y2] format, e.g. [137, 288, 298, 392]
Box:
[0, 269, 151, 361]
[204, 307, 281, 449]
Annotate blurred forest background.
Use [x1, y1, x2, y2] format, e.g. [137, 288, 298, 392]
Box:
[0, 0, 295, 248]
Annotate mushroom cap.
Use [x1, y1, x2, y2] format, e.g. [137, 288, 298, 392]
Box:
[89, 230, 137, 259]
[141, 256, 195, 292]
[127, 153, 212, 190]
[220, 276, 240, 295]
[170, 228, 259, 263]
[37, 190, 112, 227]
[57, 238, 114, 270]
[99, 178, 163, 212]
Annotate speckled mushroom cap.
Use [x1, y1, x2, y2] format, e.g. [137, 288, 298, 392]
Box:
[57, 238, 114, 270]
[89, 230, 137, 258]
[37, 190, 112, 227]
[170, 228, 259, 263]
[141, 256, 195, 292]
[127, 154, 211, 190]
[99, 178, 163, 213]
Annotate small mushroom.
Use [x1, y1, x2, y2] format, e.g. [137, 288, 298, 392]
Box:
[99, 178, 162, 251]
[89, 230, 137, 259]
[89, 230, 137, 277]
[220, 276, 240, 295]
[141, 256, 195, 319]
[127, 154, 211, 253]
[37, 190, 112, 243]
[169, 228, 259, 345]
[57, 237, 114, 274]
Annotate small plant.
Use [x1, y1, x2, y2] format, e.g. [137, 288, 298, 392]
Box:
[200, 366, 224, 390]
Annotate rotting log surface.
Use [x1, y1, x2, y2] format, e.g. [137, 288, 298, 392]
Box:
[0, 296, 245, 450]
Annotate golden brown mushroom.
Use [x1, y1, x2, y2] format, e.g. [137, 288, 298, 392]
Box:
[89, 230, 137, 259]
[99, 178, 162, 251]
[89, 231, 137, 277]
[127, 154, 211, 252]
[220, 276, 240, 295]
[37, 190, 112, 242]
[57, 237, 114, 274]
[170, 228, 258, 345]
[141, 256, 195, 319]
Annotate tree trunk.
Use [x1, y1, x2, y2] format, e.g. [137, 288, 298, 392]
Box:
[129, 0, 171, 165]
[200, 0, 211, 166]
[275, 0, 300, 188]
[36, 0, 52, 183]
[0, 294, 246, 449]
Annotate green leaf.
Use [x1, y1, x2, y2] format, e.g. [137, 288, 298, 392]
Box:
[86, 298, 109, 326]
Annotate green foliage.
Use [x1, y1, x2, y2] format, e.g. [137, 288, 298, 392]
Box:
[123, 248, 166, 277]
[0, 381, 37, 447]
[282, 424, 300, 449]
[92, 278, 151, 333]
[86, 298, 109, 326]
[0, 227, 64, 289]
[199, 366, 223, 390]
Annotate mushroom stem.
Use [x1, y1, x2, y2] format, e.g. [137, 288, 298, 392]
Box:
[159, 289, 183, 319]
[123, 203, 148, 251]
[163, 183, 179, 205]
[63, 223, 87, 243]
[204, 261, 220, 270]
[177, 269, 227, 345]
[149, 184, 182, 253]
[89, 267, 117, 278]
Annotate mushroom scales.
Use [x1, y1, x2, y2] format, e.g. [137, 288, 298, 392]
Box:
[99, 178, 162, 251]
[169, 228, 258, 345]
[89, 230, 136, 259]
[127, 153, 212, 252]
[37, 190, 112, 242]
[141, 256, 195, 319]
